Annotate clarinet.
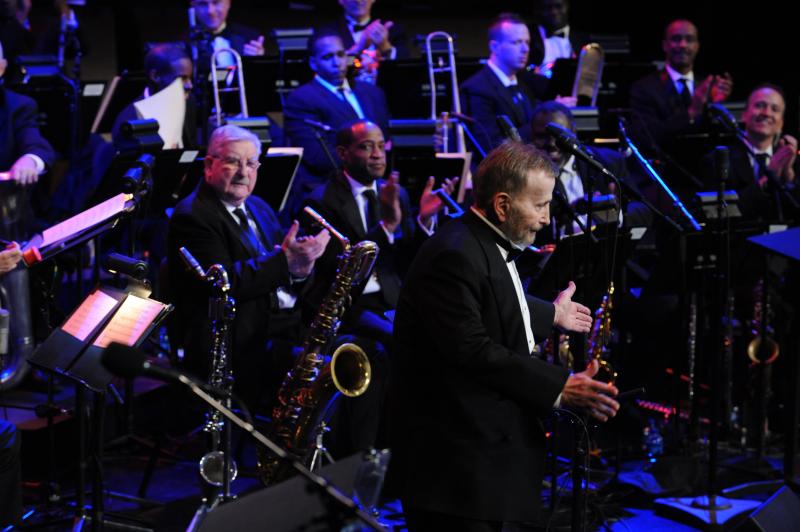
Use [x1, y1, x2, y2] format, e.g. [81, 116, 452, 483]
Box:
[179, 247, 237, 500]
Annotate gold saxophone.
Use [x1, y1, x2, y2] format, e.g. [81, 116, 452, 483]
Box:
[257, 207, 378, 485]
[588, 283, 617, 384]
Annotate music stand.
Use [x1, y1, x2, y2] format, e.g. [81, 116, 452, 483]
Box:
[253, 147, 303, 213]
[747, 227, 800, 489]
[390, 150, 471, 207]
[28, 284, 172, 529]
[240, 56, 313, 114]
[90, 72, 149, 135]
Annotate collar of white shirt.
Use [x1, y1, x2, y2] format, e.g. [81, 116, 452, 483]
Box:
[344, 171, 378, 199]
[486, 59, 517, 88]
[665, 64, 694, 89]
[470, 206, 527, 253]
[315, 74, 353, 97]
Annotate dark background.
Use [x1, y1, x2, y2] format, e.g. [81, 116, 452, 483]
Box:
[35, 0, 794, 131]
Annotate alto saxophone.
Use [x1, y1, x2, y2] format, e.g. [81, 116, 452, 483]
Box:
[179, 247, 238, 498]
[588, 283, 616, 384]
[258, 207, 378, 485]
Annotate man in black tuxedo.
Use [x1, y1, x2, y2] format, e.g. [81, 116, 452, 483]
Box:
[392, 140, 619, 531]
[529, 101, 649, 241]
[189, 0, 264, 59]
[303, 119, 456, 349]
[111, 43, 197, 149]
[461, 13, 542, 151]
[702, 84, 798, 221]
[629, 19, 733, 151]
[0, 44, 55, 185]
[529, 0, 589, 68]
[283, 31, 391, 216]
[167, 125, 330, 408]
[319, 0, 409, 61]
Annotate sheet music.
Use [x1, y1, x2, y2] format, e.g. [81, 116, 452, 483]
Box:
[93, 294, 167, 348]
[41, 193, 131, 248]
[61, 290, 120, 341]
[134, 77, 187, 149]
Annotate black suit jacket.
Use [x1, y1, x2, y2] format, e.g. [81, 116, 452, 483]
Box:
[0, 88, 55, 171]
[167, 182, 296, 403]
[629, 69, 704, 150]
[283, 79, 390, 214]
[460, 65, 537, 150]
[317, 16, 410, 59]
[303, 173, 419, 316]
[392, 209, 568, 521]
[701, 142, 800, 222]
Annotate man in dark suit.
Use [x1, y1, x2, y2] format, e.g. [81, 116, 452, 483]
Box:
[318, 0, 409, 63]
[461, 13, 541, 151]
[0, 45, 55, 185]
[303, 119, 456, 348]
[702, 84, 798, 221]
[167, 124, 330, 408]
[189, 0, 264, 59]
[392, 140, 619, 531]
[111, 43, 197, 149]
[283, 31, 391, 216]
[529, 101, 649, 241]
[629, 19, 733, 151]
[529, 0, 589, 68]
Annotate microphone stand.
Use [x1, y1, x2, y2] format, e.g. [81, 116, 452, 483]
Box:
[309, 124, 340, 176]
[176, 374, 386, 531]
[453, 118, 487, 159]
[552, 188, 597, 243]
[618, 121, 700, 231]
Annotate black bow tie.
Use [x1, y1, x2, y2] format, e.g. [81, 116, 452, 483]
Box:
[352, 22, 370, 32]
[505, 248, 524, 263]
[547, 28, 567, 38]
[493, 232, 525, 262]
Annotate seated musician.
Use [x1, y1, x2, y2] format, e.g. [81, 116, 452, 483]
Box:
[529, 101, 649, 243]
[167, 124, 330, 411]
[283, 30, 391, 217]
[701, 84, 798, 222]
[188, 0, 265, 62]
[302, 119, 457, 351]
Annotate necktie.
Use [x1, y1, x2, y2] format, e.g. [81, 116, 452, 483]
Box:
[362, 189, 380, 230]
[678, 78, 692, 108]
[233, 207, 265, 254]
[336, 86, 347, 102]
[754, 153, 770, 178]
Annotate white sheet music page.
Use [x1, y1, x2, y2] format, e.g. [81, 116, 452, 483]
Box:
[134, 77, 186, 149]
[93, 294, 167, 348]
[61, 289, 120, 341]
[41, 193, 131, 249]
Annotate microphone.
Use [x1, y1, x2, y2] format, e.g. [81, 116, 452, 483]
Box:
[101, 342, 227, 396]
[708, 103, 739, 132]
[497, 115, 522, 142]
[303, 118, 333, 132]
[714, 146, 730, 185]
[617, 117, 633, 158]
[450, 112, 476, 124]
[105, 252, 148, 280]
[179, 246, 206, 280]
[545, 122, 611, 178]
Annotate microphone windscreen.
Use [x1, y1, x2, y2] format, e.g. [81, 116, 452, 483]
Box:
[101, 342, 146, 379]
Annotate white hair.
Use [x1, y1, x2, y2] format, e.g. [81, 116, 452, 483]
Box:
[208, 124, 262, 156]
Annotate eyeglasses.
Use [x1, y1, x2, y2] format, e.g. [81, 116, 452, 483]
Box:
[210, 154, 261, 172]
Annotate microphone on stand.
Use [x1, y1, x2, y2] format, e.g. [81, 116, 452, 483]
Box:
[303, 118, 334, 132]
[545, 122, 611, 179]
[497, 115, 522, 142]
[707, 103, 740, 133]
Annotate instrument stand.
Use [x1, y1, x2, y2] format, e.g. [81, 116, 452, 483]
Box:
[309, 421, 336, 473]
[655, 148, 761, 529]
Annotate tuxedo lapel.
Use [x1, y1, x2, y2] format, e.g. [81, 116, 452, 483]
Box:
[465, 212, 530, 356]
[485, 68, 521, 124]
[198, 183, 260, 257]
[311, 80, 360, 123]
[330, 176, 368, 240]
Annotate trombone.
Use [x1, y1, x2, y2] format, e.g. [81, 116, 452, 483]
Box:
[210, 47, 250, 128]
[425, 32, 466, 153]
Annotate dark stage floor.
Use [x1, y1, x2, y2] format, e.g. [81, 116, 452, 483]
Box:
[3, 368, 797, 531]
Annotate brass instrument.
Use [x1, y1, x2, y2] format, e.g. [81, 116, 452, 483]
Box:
[588, 283, 616, 384]
[571, 43, 605, 106]
[179, 247, 238, 498]
[211, 47, 250, 128]
[747, 278, 779, 365]
[258, 207, 377, 485]
[425, 32, 466, 153]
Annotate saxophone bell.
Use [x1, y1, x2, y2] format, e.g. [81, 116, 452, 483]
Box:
[329, 342, 372, 398]
[199, 450, 239, 487]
